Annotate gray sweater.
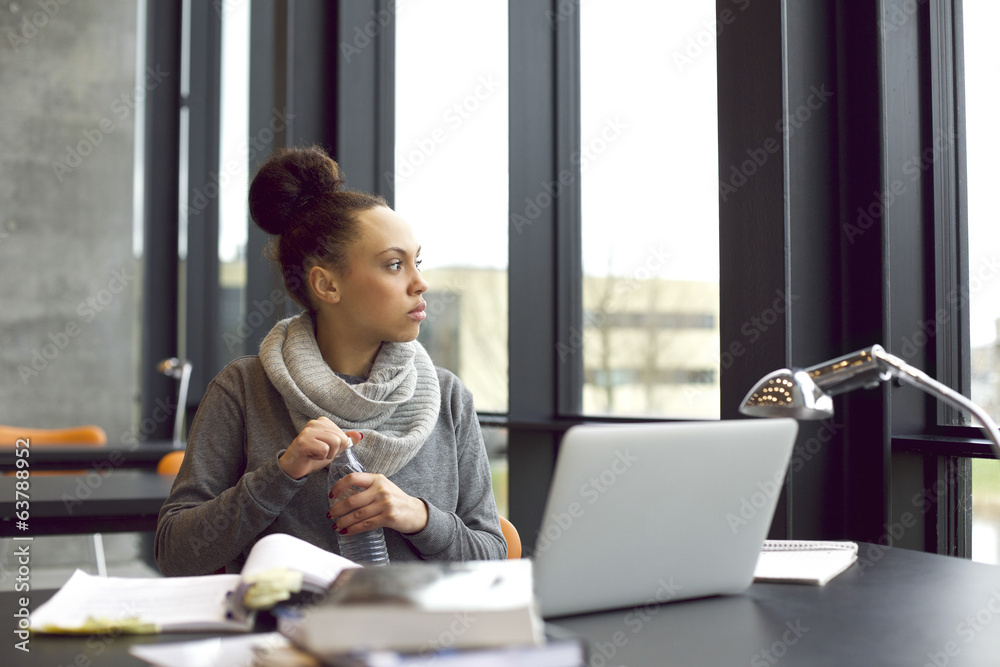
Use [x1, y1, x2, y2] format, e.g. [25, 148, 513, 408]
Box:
[154, 356, 505, 576]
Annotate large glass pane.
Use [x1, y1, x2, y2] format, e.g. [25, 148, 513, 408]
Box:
[394, 0, 509, 415]
[394, 0, 508, 516]
[965, 4, 1000, 425]
[964, 1, 1000, 564]
[217, 0, 250, 366]
[580, 1, 720, 418]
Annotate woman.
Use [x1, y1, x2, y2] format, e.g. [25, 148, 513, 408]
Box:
[154, 146, 505, 575]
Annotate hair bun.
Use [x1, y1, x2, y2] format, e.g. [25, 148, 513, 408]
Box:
[249, 145, 344, 236]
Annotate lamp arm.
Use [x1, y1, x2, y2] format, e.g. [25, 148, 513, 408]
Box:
[874, 348, 1000, 461]
[173, 362, 191, 450]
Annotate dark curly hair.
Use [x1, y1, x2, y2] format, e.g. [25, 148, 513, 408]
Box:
[248, 145, 388, 312]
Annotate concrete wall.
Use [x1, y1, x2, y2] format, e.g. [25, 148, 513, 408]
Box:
[0, 0, 139, 441]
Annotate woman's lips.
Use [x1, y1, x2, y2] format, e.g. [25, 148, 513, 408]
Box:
[408, 302, 427, 322]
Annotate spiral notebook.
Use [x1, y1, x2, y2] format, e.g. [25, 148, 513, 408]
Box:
[753, 540, 859, 585]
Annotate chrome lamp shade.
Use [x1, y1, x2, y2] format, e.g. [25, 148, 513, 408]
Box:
[739, 344, 1000, 461]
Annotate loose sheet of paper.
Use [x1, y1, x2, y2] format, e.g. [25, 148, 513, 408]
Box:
[128, 632, 291, 667]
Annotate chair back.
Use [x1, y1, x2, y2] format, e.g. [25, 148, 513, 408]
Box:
[0, 424, 107, 446]
[0, 424, 107, 476]
[156, 450, 186, 476]
[499, 516, 521, 559]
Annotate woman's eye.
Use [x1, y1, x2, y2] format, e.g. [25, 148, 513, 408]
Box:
[415, 259, 423, 270]
[388, 260, 402, 271]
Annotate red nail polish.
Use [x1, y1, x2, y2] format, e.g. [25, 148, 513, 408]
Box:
[339, 528, 348, 535]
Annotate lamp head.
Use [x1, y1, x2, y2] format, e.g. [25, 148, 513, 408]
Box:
[158, 357, 189, 379]
[738, 344, 1000, 463]
[739, 368, 834, 420]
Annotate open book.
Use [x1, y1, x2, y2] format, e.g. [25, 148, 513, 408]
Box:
[753, 540, 859, 585]
[30, 533, 358, 634]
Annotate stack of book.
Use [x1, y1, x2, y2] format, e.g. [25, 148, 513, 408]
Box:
[30, 533, 585, 666]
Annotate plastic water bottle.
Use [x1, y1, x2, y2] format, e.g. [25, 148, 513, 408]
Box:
[328, 447, 390, 566]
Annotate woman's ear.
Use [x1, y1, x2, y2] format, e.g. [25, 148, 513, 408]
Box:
[308, 265, 340, 305]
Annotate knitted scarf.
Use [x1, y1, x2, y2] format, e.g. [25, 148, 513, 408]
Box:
[259, 312, 440, 476]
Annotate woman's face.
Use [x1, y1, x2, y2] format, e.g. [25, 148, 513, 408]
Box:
[333, 206, 429, 344]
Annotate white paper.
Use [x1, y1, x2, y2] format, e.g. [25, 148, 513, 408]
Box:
[241, 533, 359, 591]
[128, 632, 289, 667]
[30, 569, 247, 633]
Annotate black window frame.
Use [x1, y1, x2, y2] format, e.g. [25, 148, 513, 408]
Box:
[142, 0, 987, 557]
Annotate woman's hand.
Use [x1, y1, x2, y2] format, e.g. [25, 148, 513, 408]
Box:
[279, 417, 361, 480]
[328, 473, 429, 536]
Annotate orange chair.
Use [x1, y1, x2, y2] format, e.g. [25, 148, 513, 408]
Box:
[156, 450, 186, 476]
[499, 516, 521, 559]
[0, 424, 107, 446]
[0, 424, 109, 576]
[0, 424, 106, 477]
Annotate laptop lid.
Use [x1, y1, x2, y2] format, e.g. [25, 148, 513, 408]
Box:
[532, 418, 798, 618]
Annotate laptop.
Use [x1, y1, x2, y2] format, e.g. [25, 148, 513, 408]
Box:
[532, 418, 798, 618]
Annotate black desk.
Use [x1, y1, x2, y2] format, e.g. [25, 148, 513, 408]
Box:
[4, 546, 1000, 665]
[0, 441, 178, 472]
[0, 470, 174, 537]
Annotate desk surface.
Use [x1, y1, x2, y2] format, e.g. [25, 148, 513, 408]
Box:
[554, 543, 1000, 665]
[3, 546, 1000, 665]
[0, 470, 175, 537]
[0, 441, 178, 471]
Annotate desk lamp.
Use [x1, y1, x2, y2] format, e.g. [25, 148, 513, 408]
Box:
[158, 357, 192, 449]
[739, 344, 1000, 461]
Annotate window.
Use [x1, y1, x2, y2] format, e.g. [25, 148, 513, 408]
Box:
[961, 0, 1000, 565]
[217, 0, 251, 366]
[579, 0, 720, 418]
[394, 0, 509, 416]
[394, 0, 510, 516]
